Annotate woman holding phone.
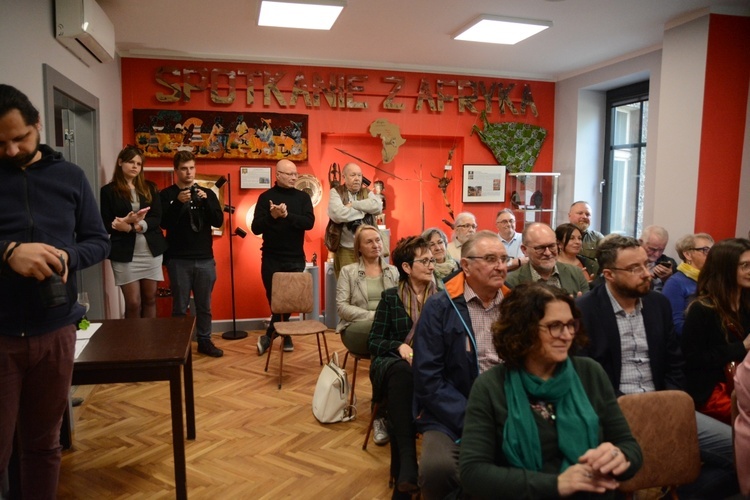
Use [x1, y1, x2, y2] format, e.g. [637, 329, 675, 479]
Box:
[101, 146, 167, 318]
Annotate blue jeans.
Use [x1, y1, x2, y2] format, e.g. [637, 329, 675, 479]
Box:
[167, 258, 216, 341]
[677, 411, 739, 498]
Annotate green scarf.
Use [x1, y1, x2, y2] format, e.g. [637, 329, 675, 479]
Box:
[677, 261, 700, 282]
[502, 358, 600, 471]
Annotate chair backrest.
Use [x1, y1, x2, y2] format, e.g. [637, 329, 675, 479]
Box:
[617, 390, 701, 493]
[271, 272, 313, 315]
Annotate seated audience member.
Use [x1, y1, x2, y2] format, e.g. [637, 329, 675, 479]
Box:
[460, 283, 641, 499]
[577, 235, 739, 498]
[661, 233, 714, 337]
[506, 222, 589, 296]
[446, 212, 477, 261]
[638, 225, 677, 291]
[568, 201, 604, 260]
[682, 238, 750, 425]
[336, 224, 398, 445]
[413, 231, 510, 499]
[555, 223, 599, 284]
[495, 208, 528, 272]
[368, 236, 439, 497]
[422, 227, 458, 282]
[734, 350, 750, 497]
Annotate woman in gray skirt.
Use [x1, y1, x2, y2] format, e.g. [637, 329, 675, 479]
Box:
[100, 146, 167, 318]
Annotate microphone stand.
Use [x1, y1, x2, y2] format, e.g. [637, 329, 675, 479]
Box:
[220, 173, 248, 340]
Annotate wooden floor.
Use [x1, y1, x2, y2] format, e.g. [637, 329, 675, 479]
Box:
[59, 330, 394, 499]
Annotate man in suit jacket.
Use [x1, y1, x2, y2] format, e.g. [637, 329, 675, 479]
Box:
[505, 222, 589, 296]
[576, 235, 738, 498]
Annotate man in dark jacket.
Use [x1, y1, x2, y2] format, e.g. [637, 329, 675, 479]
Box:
[251, 159, 314, 355]
[412, 231, 510, 500]
[577, 235, 738, 498]
[0, 84, 109, 498]
[161, 151, 225, 357]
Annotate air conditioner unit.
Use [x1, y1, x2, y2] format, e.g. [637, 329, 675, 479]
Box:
[55, 0, 115, 66]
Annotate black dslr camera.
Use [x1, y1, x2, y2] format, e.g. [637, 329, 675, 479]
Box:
[189, 184, 201, 205]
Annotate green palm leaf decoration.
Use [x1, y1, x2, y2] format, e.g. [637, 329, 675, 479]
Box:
[471, 111, 547, 173]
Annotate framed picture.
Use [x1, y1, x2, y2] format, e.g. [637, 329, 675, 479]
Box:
[462, 165, 507, 203]
[195, 174, 226, 235]
[240, 166, 272, 189]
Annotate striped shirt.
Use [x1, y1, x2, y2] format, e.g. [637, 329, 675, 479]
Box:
[605, 284, 656, 394]
[464, 283, 504, 373]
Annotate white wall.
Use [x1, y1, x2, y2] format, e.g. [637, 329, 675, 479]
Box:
[554, 51, 661, 233]
[651, 15, 709, 242]
[0, 0, 123, 317]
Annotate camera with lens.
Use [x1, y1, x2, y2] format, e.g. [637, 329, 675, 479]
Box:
[189, 184, 201, 205]
[346, 217, 365, 233]
[40, 255, 67, 308]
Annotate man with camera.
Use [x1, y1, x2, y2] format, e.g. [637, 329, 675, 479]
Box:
[161, 151, 224, 357]
[326, 162, 382, 278]
[251, 159, 315, 355]
[0, 84, 110, 498]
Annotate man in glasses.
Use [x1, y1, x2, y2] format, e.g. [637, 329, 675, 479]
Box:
[413, 231, 510, 499]
[638, 225, 677, 292]
[495, 208, 527, 271]
[326, 162, 382, 278]
[568, 201, 603, 260]
[252, 159, 314, 355]
[577, 235, 738, 498]
[446, 212, 477, 261]
[505, 222, 589, 296]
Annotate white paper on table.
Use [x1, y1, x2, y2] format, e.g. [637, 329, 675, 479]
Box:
[75, 322, 102, 359]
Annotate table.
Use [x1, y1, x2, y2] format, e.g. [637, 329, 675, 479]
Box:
[72, 316, 196, 499]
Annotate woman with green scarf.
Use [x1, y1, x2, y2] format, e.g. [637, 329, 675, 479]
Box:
[662, 233, 714, 336]
[459, 283, 641, 498]
[422, 227, 458, 282]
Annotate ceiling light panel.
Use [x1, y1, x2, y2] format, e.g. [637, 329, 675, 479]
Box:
[258, 0, 345, 30]
[454, 15, 552, 45]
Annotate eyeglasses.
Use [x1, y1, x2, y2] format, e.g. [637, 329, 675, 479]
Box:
[690, 246, 711, 255]
[739, 262, 750, 272]
[530, 243, 558, 255]
[497, 219, 515, 225]
[609, 265, 650, 277]
[540, 319, 580, 338]
[411, 258, 437, 267]
[456, 223, 478, 230]
[465, 254, 510, 265]
[645, 246, 666, 254]
[277, 171, 298, 177]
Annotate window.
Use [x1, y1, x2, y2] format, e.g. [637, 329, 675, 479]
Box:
[601, 81, 648, 237]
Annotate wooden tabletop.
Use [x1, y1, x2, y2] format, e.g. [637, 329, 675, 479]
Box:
[75, 316, 195, 368]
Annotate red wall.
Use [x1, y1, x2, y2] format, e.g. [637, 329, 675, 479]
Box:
[120, 58, 556, 320]
[695, 14, 750, 238]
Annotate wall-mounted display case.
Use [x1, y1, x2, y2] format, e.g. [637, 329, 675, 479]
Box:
[508, 172, 560, 229]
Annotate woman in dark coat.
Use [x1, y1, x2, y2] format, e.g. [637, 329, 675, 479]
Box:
[100, 146, 167, 318]
[368, 236, 439, 498]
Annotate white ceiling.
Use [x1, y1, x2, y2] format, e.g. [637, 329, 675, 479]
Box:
[100, 0, 750, 81]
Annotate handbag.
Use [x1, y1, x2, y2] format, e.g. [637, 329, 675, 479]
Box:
[312, 352, 356, 423]
[324, 219, 343, 252]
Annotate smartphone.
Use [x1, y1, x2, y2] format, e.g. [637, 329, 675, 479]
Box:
[661, 261, 672, 268]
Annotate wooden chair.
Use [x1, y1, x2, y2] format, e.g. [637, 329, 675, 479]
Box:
[264, 272, 330, 389]
[617, 390, 701, 499]
[342, 350, 369, 409]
